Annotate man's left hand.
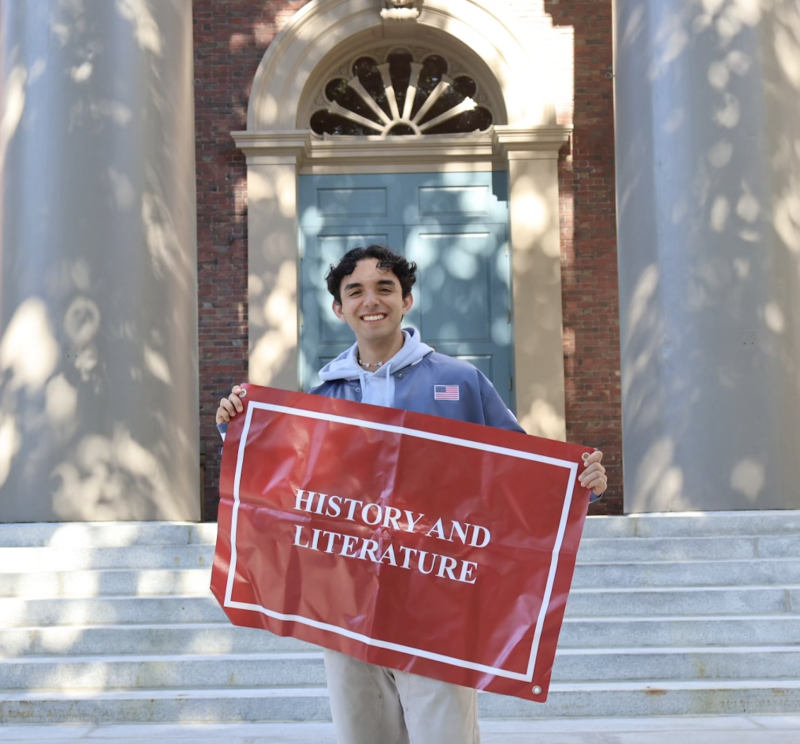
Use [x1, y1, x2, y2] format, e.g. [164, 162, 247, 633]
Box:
[580, 450, 607, 497]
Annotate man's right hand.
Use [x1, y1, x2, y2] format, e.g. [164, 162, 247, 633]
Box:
[215, 385, 246, 425]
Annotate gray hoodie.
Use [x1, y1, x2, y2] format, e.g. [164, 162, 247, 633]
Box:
[317, 327, 433, 409]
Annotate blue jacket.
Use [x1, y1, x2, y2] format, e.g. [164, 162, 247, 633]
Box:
[217, 343, 522, 437]
[311, 350, 525, 433]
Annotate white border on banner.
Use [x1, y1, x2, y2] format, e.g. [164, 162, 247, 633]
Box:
[224, 402, 579, 684]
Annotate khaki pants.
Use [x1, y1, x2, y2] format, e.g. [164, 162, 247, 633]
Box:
[324, 649, 481, 744]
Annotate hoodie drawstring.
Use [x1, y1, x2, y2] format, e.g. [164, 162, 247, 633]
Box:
[384, 363, 394, 408]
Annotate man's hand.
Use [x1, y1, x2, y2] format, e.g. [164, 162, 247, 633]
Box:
[579, 450, 607, 497]
[215, 385, 246, 425]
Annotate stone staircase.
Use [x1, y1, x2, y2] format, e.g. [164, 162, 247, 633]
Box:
[1, 512, 800, 723]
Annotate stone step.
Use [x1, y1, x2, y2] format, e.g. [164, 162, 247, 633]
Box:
[581, 511, 800, 539]
[2, 718, 799, 744]
[576, 536, 800, 562]
[3, 557, 799, 599]
[0, 652, 327, 690]
[552, 646, 800, 682]
[559, 615, 800, 648]
[3, 512, 800, 548]
[4, 512, 800, 548]
[0, 523, 209, 549]
[571, 559, 800, 589]
[4, 616, 800, 657]
[483, 679, 800, 718]
[0, 624, 310, 658]
[2, 679, 800, 723]
[3, 533, 797, 572]
[2, 585, 797, 627]
[0, 545, 213, 571]
[2, 647, 798, 690]
[142, 584, 800, 617]
[565, 585, 798, 616]
[0, 687, 331, 724]
[0, 568, 216, 599]
[0, 595, 226, 626]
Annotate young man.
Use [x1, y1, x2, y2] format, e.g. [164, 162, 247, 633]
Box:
[216, 245, 608, 744]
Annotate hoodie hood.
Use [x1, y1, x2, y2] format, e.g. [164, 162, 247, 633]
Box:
[318, 327, 433, 408]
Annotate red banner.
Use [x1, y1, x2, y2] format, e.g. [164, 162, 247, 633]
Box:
[211, 384, 593, 701]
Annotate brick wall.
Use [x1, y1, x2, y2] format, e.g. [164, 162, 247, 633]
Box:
[193, 0, 621, 519]
[545, 0, 621, 515]
[193, 0, 312, 520]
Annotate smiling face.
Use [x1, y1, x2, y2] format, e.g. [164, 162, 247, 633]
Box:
[332, 258, 414, 355]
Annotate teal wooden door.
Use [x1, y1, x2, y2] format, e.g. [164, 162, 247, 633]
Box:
[298, 172, 515, 409]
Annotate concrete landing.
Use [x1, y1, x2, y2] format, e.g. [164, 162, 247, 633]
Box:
[0, 716, 798, 743]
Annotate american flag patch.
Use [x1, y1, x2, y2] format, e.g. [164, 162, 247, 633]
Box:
[434, 385, 460, 401]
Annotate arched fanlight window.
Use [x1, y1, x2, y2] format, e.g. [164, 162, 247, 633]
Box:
[310, 49, 493, 137]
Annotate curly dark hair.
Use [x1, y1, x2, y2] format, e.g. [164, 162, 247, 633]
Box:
[325, 245, 417, 304]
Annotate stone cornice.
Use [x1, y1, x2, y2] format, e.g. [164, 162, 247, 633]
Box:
[233, 127, 572, 167]
[493, 125, 572, 157]
[232, 129, 498, 167]
[231, 130, 310, 159]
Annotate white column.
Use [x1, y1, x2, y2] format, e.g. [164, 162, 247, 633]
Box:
[247, 159, 299, 389]
[615, 0, 800, 511]
[233, 134, 307, 390]
[496, 127, 570, 440]
[0, 0, 199, 521]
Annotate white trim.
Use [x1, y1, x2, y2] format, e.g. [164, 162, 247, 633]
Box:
[231, 126, 571, 169]
[298, 161, 497, 175]
[224, 401, 579, 684]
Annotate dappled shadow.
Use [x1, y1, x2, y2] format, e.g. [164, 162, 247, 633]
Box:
[0, 0, 199, 522]
[615, 0, 800, 511]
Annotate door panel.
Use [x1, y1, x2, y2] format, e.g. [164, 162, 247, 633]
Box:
[405, 226, 498, 342]
[299, 174, 400, 226]
[317, 187, 388, 218]
[404, 223, 512, 406]
[405, 172, 509, 224]
[418, 184, 495, 219]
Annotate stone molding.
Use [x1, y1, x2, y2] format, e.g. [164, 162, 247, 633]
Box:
[493, 125, 571, 158]
[381, 0, 421, 21]
[232, 126, 572, 168]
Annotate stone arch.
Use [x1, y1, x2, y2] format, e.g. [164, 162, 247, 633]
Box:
[298, 31, 508, 136]
[247, 0, 559, 132]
